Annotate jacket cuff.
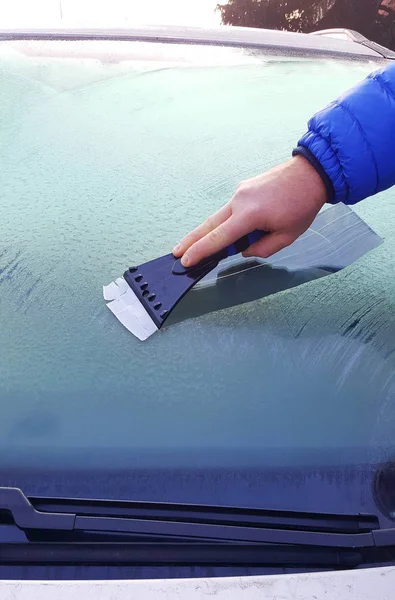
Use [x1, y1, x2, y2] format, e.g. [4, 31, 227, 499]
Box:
[295, 128, 350, 204]
[292, 146, 335, 204]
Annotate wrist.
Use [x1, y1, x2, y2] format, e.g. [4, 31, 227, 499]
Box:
[292, 147, 334, 205]
[290, 153, 329, 208]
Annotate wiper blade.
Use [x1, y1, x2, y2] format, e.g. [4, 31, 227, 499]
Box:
[0, 542, 363, 567]
[1, 487, 394, 567]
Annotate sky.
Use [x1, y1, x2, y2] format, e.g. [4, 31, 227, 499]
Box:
[0, 0, 222, 27]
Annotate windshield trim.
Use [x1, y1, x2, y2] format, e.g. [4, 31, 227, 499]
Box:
[0, 25, 392, 61]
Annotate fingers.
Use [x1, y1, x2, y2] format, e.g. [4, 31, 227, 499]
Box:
[173, 203, 232, 257]
[243, 233, 293, 259]
[181, 214, 252, 267]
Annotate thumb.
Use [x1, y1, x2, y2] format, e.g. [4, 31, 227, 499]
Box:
[243, 232, 293, 259]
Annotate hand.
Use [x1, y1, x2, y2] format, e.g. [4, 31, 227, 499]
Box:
[173, 156, 328, 267]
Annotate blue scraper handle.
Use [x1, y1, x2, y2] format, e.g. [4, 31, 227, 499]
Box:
[226, 229, 265, 257]
[172, 229, 265, 275]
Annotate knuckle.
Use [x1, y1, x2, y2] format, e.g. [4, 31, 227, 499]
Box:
[245, 202, 258, 216]
[242, 205, 259, 227]
[234, 185, 249, 200]
[181, 233, 192, 244]
[181, 236, 193, 250]
[205, 214, 217, 230]
[208, 227, 224, 244]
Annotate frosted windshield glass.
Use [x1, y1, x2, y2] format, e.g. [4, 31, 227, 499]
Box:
[0, 41, 394, 472]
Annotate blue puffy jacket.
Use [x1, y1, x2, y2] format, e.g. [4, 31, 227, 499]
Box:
[293, 63, 395, 205]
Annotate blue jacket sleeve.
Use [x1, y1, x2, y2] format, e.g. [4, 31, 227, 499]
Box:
[294, 63, 395, 205]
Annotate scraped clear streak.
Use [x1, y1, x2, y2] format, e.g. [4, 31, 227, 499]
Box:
[103, 277, 158, 341]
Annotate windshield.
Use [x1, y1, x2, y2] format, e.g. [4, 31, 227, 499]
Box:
[1, 38, 395, 568]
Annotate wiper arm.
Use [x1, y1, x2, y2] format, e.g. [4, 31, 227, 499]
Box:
[0, 486, 382, 545]
[1, 487, 394, 567]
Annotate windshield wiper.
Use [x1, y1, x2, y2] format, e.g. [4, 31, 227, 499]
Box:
[0, 487, 394, 567]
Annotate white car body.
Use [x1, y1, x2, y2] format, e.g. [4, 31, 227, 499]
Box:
[2, 565, 395, 599]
